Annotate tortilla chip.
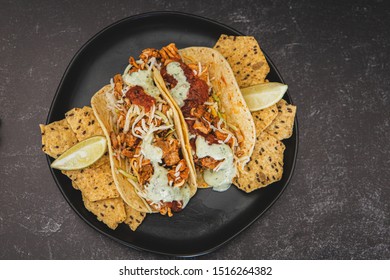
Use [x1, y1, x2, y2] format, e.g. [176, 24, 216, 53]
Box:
[265, 99, 296, 140]
[91, 85, 155, 213]
[252, 104, 278, 136]
[213, 34, 270, 88]
[40, 119, 78, 158]
[62, 154, 108, 182]
[82, 195, 126, 230]
[65, 106, 103, 141]
[124, 204, 146, 231]
[178, 47, 256, 161]
[70, 180, 79, 190]
[62, 155, 119, 201]
[235, 132, 285, 192]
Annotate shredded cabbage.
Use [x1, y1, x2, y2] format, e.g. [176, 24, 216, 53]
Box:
[118, 168, 138, 182]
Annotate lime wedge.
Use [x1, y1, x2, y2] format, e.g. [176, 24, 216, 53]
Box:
[51, 136, 107, 170]
[241, 82, 288, 111]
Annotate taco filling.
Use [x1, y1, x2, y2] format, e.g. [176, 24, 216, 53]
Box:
[102, 58, 195, 216]
[126, 44, 246, 191]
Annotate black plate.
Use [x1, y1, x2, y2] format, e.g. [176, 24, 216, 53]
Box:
[46, 11, 298, 257]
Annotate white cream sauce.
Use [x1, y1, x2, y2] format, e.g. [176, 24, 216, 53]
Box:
[140, 132, 190, 207]
[166, 62, 190, 107]
[123, 70, 160, 98]
[195, 136, 236, 192]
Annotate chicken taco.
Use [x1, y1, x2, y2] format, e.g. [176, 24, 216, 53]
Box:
[146, 44, 256, 191]
[91, 56, 197, 216]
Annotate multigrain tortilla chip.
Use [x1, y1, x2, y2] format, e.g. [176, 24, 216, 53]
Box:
[65, 106, 103, 141]
[213, 34, 270, 88]
[235, 132, 285, 192]
[124, 204, 146, 231]
[42, 104, 146, 229]
[265, 99, 297, 140]
[70, 180, 79, 190]
[61, 106, 119, 201]
[62, 155, 119, 201]
[40, 119, 78, 158]
[82, 195, 126, 230]
[252, 104, 278, 136]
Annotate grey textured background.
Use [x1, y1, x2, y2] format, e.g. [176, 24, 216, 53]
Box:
[1, 0, 389, 259]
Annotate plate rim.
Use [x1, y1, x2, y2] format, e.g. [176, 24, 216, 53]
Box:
[45, 11, 299, 257]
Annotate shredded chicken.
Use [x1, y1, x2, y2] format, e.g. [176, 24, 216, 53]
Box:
[215, 130, 234, 146]
[164, 151, 180, 166]
[128, 56, 145, 73]
[139, 48, 161, 62]
[113, 74, 123, 98]
[121, 148, 134, 158]
[166, 159, 189, 187]
[161, 104, 170, 114]
[193, 120, 211, 134]
[199, 156, 224, 170]
[159, 43, 180, 63]
[154, 137, 180, 166]
[110, 131, 118, 149]
[177, 161, 189, 181]
[138, 163, 153, 185]
[127, 43, 180, 74]
[117, 133, 125, 146]
[190, 105, 205, 118]
[125, 133, 138, 149]
[159, 206, 173, 217]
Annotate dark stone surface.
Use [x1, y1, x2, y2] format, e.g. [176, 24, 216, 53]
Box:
[0, 0, 389, 259]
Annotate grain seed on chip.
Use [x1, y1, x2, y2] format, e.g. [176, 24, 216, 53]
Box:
[82, 195, 126, 230]
[62, 155, 119, 201]
[252, 104, 278, 136]
[40, 119, 78, 158]
[213, 34, 270, 88]
[235, 132, 285, 192]
[65, 106, 103, 141]
[124, 204, 146, 231]
[265, 99, 296, 140]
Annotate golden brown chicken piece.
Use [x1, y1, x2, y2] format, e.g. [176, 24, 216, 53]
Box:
[154, 138, 181, 166]
[139, 164, 153, 185]
[199, 156, 224, 170]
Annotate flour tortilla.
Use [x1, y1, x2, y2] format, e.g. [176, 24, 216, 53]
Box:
[181, 47, 255, 161]
[154, 47, 256, 187]
[91, 85, 197, 213]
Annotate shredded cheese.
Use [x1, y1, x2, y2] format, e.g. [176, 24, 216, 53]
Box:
[148, 104, 156, 125]
[123, 64, 132, 76]
[141, 118, 148, 132]
[175, 162, 182, 173]
[198, 62, 202, 76]
[123, 105, 135, 133]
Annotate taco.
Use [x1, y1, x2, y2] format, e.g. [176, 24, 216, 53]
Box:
[147, 44, 256, 191]
[91, 56, 197, 216]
